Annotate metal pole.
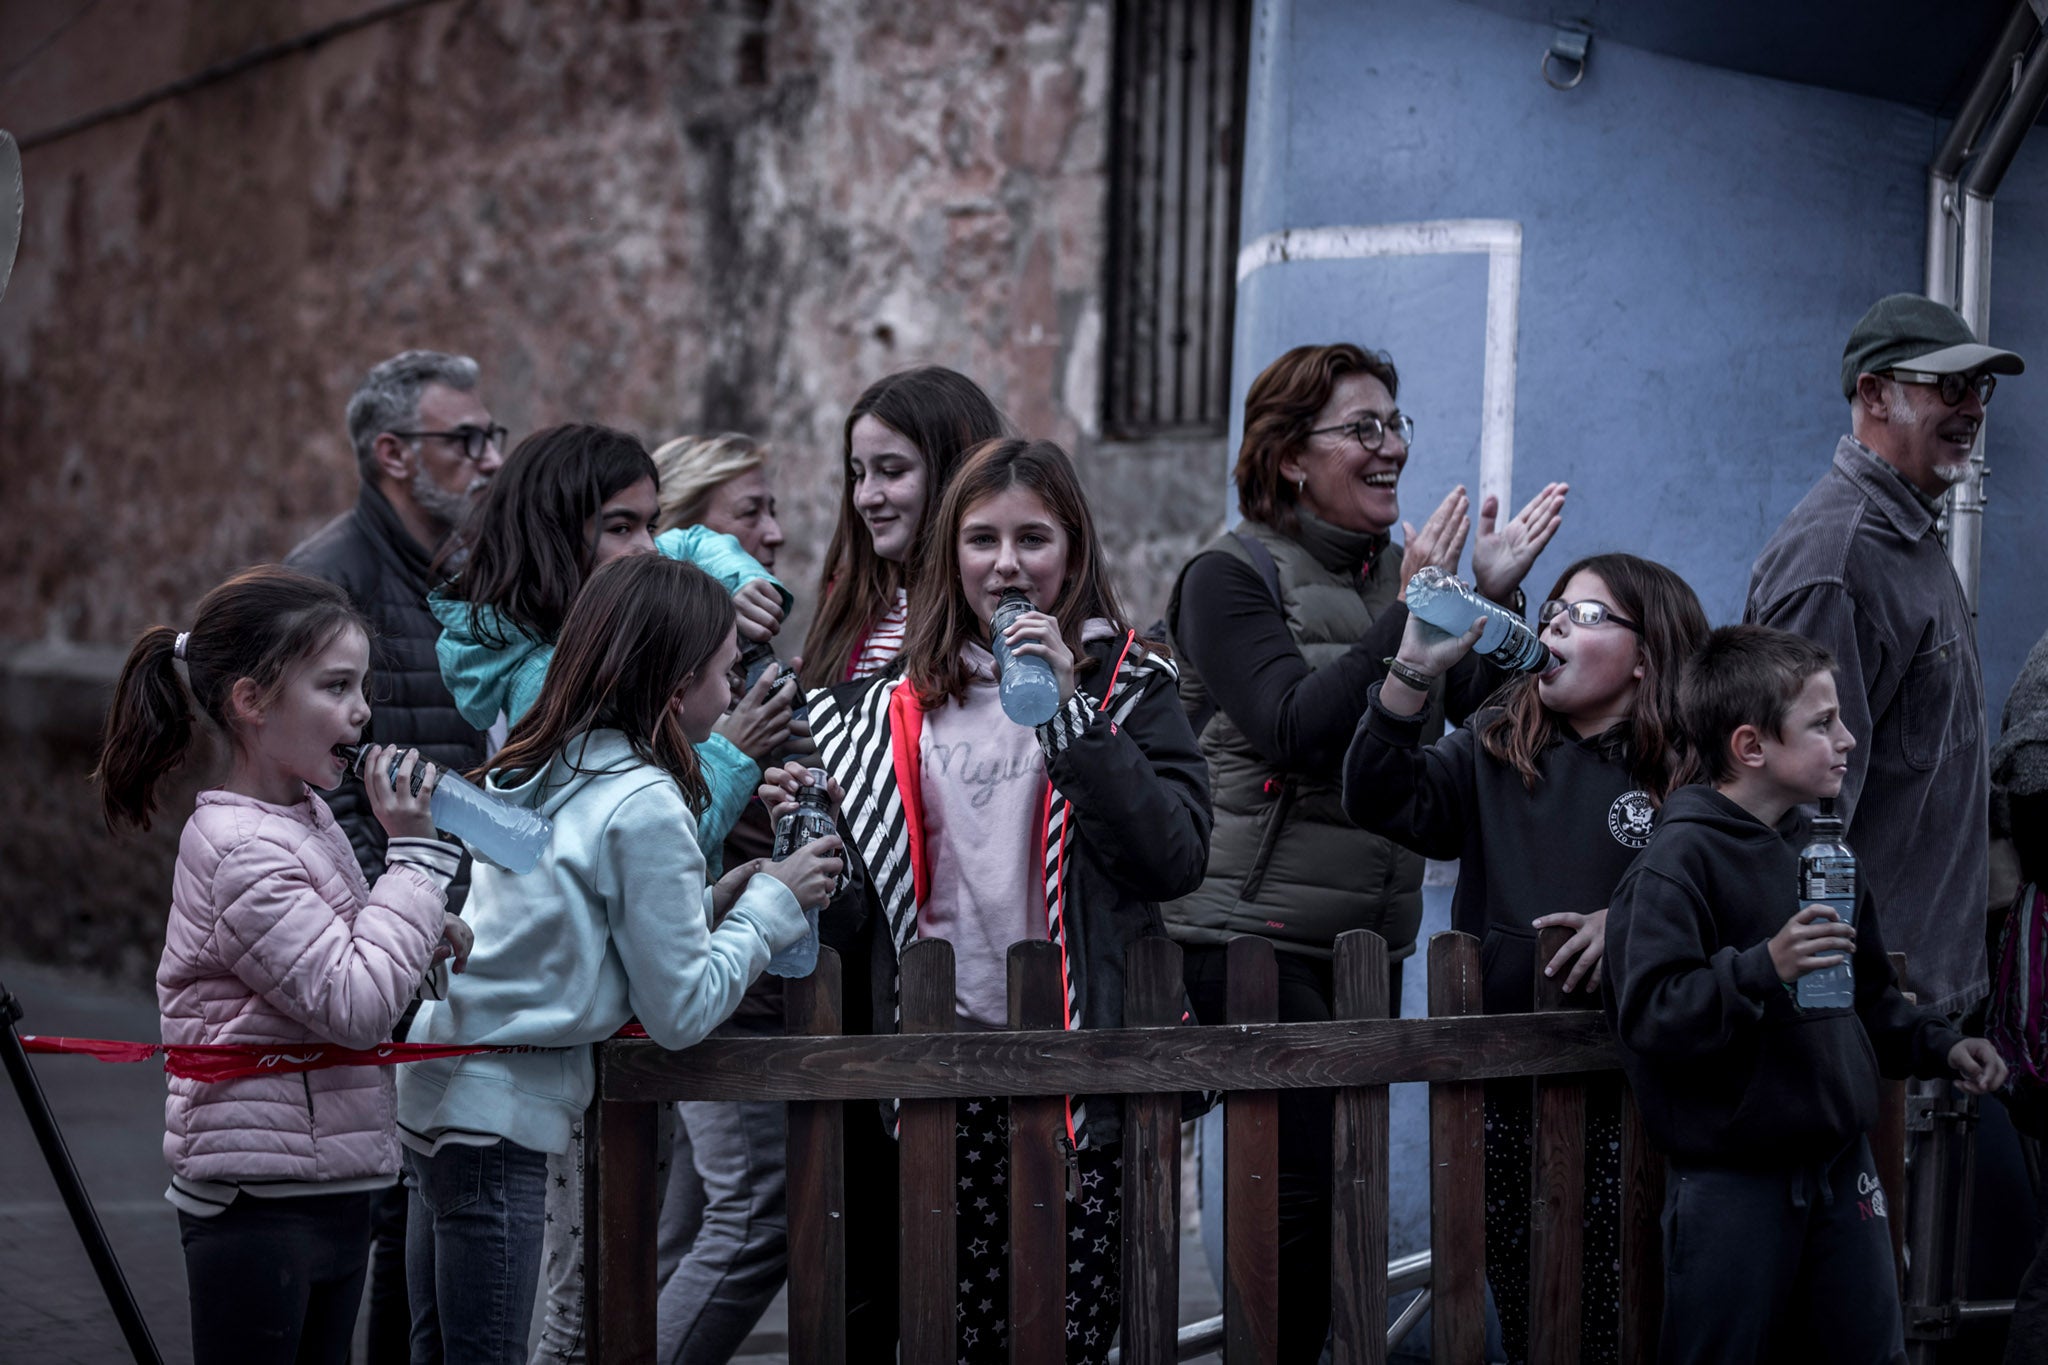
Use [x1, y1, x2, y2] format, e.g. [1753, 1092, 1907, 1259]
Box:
[1941, 15, 2048, 608]
[0, 981, 164, 1365]
[1924, 0, 2035, 307]
[1931, 1, 2042, 180]
[1948, 190, 1994, 610]
[1903, 1078, 1958, 1360]
[1924, 173, 1956, 306]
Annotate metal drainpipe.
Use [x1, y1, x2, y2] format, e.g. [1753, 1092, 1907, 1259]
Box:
[1948, 190, 1997, 614]
[1937, 12, 2048, 612]
[1925, 2, 2038, 305]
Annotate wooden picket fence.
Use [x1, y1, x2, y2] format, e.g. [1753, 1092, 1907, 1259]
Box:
[579, 927, 1910, 1364]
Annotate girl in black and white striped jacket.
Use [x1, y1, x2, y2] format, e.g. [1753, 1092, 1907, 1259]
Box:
[763, 437, 1210, 1365]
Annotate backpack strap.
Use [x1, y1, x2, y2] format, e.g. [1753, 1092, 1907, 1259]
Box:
[1231, 526, 1284, 610]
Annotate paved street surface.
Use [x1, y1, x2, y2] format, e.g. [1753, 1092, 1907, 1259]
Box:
[1, 958, 1223, 1363]
[1, 957, 192, 1364]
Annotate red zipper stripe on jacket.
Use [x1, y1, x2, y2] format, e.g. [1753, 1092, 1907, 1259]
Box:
[888, 682, 931, 906]
[1049, 629, 1136, 1148]
[1038, 779, 1080, 1149]
[1104, 629, 1137, 700]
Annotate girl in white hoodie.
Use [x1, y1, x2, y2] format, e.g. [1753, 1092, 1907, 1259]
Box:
[397, 555, 842, 1365]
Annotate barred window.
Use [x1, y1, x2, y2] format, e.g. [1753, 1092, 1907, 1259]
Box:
[1104, 0, 1253, 438]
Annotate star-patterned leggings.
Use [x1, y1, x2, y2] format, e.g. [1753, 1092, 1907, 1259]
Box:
[954, 1096, 1122, 1364]
[1483, 1078, 1623, 1365]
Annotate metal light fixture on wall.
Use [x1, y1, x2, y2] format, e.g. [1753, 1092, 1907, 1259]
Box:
[1542, 21, 1593, 91]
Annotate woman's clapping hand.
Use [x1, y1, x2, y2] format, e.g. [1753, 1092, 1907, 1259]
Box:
[1473, 482, 1568, 602]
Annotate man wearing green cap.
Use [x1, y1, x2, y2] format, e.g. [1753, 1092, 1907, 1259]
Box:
[1746, 293, 2024, 1016]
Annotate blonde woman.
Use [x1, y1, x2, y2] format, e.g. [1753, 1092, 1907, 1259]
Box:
[653, 432, 785, 570]
[647, 429, 797, 1365]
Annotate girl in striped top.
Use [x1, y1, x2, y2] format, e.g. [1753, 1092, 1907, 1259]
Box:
[799, 367, 1007, 687]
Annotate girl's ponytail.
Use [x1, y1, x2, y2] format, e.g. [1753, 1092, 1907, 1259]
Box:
[91, 566, 367, 833]
[93, 625, 198, 832]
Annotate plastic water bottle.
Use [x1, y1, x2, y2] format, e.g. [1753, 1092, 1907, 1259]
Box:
[765, 768, 835, 978]
[736, 638, 811, 767]
[737, 639, 808, 728]
[990, 589, 1062, 726]
[1796, 800, 1857, 1009]
[1404, 567, 1554, 673]
[341, 745, 552, 875]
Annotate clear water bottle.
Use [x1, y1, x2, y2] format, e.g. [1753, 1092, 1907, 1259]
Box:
[1796, 800, 1857, 1009]
[340, 745, 553, 875]
[990, 588, 1062, 726]
[765, 768, 835, 978]
[1404, 567, 1554, 673]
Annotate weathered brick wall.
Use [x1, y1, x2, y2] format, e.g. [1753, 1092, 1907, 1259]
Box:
[0, 0, 1224, 979]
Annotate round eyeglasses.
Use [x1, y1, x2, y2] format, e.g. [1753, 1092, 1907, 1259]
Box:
[1885, 368, 1996, 408]
[1538, 599, 1642, 633]
[1307, 412, 1415, 453]
[389, 423, 509, 463]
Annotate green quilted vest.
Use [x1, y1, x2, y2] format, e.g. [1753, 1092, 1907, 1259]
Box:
[1165, 519, 1434, 961]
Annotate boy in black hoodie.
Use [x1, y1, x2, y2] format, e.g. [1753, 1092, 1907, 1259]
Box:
[1604, 625, 2006, 1363]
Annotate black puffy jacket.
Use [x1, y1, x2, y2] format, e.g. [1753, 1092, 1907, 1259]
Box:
[285, 485, 489, 910]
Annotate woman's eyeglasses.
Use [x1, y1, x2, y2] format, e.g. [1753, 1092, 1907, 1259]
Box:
[1307, 412, 1415, 453]
[1538, 599, 1641, 633]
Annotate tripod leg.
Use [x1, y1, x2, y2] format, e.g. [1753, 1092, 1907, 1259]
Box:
[0, 980, 165, 1365]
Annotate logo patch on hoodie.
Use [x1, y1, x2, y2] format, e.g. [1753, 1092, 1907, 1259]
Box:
[1608, 791, 1655, 848]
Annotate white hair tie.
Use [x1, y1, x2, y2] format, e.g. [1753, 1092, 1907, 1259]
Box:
[173, 632, 190, 661]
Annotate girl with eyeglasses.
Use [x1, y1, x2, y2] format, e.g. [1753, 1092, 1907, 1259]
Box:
[1341, 550, 1708, 1365]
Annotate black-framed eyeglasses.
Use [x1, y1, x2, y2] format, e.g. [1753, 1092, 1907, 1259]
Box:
[1885, 368, 1996, 408]
[1538, 599, 1641, 633]
[389, 423, 508, 463]
[1307, 412, 1415, 452]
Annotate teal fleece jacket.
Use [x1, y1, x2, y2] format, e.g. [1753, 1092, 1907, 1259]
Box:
[428, 526, 790, 865]
[395, 729, 807, 1156]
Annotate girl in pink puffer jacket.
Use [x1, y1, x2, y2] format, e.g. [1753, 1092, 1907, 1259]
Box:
[94, 565, 468, 1365]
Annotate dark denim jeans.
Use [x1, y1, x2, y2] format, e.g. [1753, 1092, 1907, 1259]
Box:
[403, 1141, 548, 1365]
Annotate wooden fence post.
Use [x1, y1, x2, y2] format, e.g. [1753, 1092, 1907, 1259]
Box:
[1527, 924, 1587, 1365]
[1428, 931, 1486, 1365]
[1616, 1084, 1665, 1363]
[1224, 933, 1280, 1365]
[582, 1083, 660, 1364]
[1329, 929, 1390, 1365]
[1119, 937, 1186, 1365]
[898, 939, 958, 1364]
[787, 947, 846, 1365]
[1008, 940, 1070, 1361]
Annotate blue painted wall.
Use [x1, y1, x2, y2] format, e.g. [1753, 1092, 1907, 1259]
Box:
[1212, 0, 2048, 1281]
[1232, 0, 2048, 715]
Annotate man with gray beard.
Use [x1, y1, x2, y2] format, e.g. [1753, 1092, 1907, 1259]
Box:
[1746, 294, 2023, 1017]
[287, 349, 503, 1364]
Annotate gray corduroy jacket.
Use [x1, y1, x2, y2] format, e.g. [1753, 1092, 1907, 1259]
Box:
[1746, 435, 1989, 1015]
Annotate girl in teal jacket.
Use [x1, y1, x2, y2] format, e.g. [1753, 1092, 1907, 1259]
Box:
[430, 423, 796, 864]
